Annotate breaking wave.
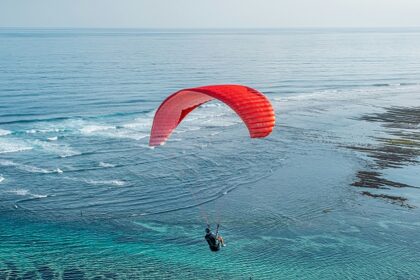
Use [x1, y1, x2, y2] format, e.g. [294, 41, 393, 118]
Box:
[0, 138, 32, 154]
[80, 123, 148, 141]
[0, 129, 11, 136]
[0, 159, 63, 174]
[62, 176, 127, 187]
[32, 140, 81, 158]
[6, 188, 49, 199]
[26, 128, 67, 134]
[99, 162, 116, 168]
[84, 179, 127, 187]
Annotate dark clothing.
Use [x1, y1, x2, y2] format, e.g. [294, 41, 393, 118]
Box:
[205, 233, 220, 251]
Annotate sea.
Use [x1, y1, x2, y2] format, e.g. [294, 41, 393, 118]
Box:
[0, 28, 419, 279]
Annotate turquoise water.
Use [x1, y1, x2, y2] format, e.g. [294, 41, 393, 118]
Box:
[1, 28, 420, 279]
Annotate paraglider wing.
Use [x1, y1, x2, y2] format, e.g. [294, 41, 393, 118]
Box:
[149, 85, 275, 146]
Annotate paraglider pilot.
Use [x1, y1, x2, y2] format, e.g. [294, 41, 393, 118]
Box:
[205, 224, 225, 251]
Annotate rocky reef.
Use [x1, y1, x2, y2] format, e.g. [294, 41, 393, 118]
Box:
[347, 106, 420, 208]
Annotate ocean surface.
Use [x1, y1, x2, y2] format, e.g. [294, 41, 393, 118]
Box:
[0, 28, 420, 279]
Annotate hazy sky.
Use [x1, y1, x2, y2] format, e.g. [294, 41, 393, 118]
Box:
[1, 0, 420, 28]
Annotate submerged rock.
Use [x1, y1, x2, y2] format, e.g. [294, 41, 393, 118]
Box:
[359, 106, 420, 128]
[348, 106, 420, 168]
[348, 106, 420, 207]
[352, 171, 415, 189]
[361, 191, 414, 209]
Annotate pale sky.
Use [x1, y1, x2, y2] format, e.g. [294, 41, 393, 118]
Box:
[1, 0, 420, 28]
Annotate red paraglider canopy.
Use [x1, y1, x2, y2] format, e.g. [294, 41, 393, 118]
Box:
[149, 85, 275, 146]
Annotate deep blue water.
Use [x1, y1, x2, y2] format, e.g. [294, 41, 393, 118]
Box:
[1, 28, 420, 279]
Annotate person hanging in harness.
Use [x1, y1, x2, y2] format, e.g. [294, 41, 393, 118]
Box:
[205, 224, 225, 251]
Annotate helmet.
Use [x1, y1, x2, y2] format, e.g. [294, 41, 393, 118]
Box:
[205, 228, 211, 233]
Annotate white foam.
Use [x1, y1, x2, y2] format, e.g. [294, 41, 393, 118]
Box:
[0, 129, 11, 136]
[201, 103, 222, 108]
[85, 179, 127, 187]
[135, 144, 155, 149]
[63, 175, 126, 186]
[99, 162, 116, 168]
[108, 129, 148, 141]
[22, 165, 52, 174]
[33, 140, 81, 158]
[123, 117, 153, 130]
[7, 188, 48, 198]
[0, 159, 62, 174]
[0, 175, 4, 183]
[26, 118, 151, 142]
[26, 128, 65, 134]
[8, 189, 30, 196]
[25, 125, 66, 134]
[80, 124, 115, 134]
[171, 101, 239, 133]
[275, 84, 420, 105]
[0, 139, 32, 154]
[31, 194, 49, 198]
[80, 123, 148, 141]
[201, 117, 239, 127]
[136, 144, 155, 149]
[273, 90, 342, 104]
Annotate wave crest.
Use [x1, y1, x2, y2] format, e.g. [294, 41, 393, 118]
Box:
[6, 189, 49, 198]
[0, 159, 63, 174]
[0, 129, 11, 136]
[84, 179, 127, 187]
[99, 162, 116, 168]
[33, 140, 81, 158]
[0, 139, 32, 154]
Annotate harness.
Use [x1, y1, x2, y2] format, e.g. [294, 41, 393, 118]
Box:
[205, 233, 220, 251]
